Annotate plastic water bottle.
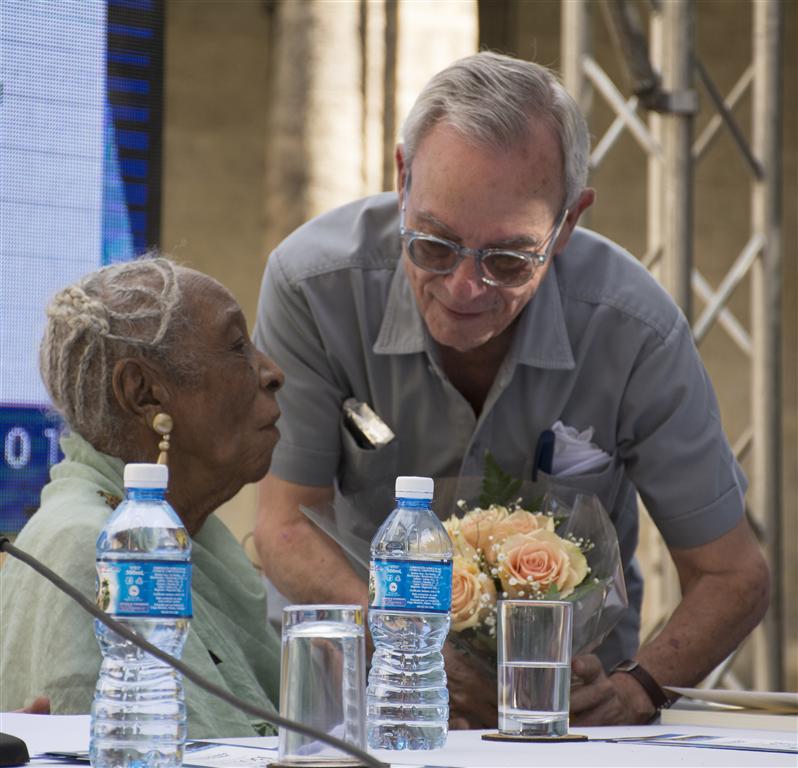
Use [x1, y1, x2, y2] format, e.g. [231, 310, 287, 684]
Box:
[366, 476, 453, 750]
[90, 463, 192, 768]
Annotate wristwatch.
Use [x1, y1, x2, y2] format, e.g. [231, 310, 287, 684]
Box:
[611, 659, 671, 712]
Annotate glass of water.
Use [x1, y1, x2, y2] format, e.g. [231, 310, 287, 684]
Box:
[497, 600, 573, 738]
[278, 605, 366, 766]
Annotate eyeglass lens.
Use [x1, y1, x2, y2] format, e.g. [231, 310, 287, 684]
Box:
[408, 238, 536, 286]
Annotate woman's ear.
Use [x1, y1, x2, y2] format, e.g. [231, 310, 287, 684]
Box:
[111, 358, 170, 425]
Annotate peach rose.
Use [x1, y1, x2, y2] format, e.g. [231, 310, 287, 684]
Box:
[484, 510, 555, 564]
[450, 555, 498, 632]
[443, 516, 479, 561]
[496, 529, 588, 599]
[458, 505, 509, 554]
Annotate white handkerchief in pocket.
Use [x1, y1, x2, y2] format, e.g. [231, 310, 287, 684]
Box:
[550, 420, 612, 477]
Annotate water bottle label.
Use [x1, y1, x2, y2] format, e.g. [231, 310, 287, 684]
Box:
[96, 560, 193, 618]
[369, 558, 452, 613]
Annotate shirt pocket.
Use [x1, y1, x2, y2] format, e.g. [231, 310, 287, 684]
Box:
[338, 413, 400, 497]
[531, 450, 625, 523]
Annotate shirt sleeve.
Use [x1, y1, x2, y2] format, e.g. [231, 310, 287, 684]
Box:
[617, 312, 746, 549]
[253, 250, 343, 487]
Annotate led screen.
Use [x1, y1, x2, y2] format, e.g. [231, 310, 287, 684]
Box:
[0, 0, 163, 533]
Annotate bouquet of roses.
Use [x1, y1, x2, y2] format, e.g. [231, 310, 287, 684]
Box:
[298, 455, 627, 673]
[441, 454, 627, 669]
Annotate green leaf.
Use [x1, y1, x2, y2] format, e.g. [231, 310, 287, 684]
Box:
[479, 451, 522, 508]
[546, 583, 561, 599]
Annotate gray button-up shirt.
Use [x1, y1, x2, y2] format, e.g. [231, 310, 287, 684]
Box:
[254, 192, 745, 668]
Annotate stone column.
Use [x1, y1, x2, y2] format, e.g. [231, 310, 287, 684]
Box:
[263, 0, 478, 253]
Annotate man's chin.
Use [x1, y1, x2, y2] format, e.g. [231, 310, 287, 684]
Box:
[428, 322, 493, 353]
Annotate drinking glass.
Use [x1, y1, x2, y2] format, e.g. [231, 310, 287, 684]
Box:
[278, 605, 366, 766]
[497, 600, 573, 737]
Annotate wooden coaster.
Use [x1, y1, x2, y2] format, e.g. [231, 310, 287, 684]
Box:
[272, 764, 370, 767]
[271, 763, 369, 767]
[482, 731, 589, 743]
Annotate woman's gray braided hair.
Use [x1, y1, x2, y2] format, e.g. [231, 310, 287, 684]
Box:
[401, 51, 590, 210]
[40, 256, 195, 453]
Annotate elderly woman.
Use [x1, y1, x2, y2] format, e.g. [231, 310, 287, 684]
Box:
[0, 257, 284, 737]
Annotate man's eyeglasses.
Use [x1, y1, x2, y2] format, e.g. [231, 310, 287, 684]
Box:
[400, 194, 569, 288]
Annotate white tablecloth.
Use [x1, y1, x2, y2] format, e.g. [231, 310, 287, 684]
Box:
[1, 713, 795, 768]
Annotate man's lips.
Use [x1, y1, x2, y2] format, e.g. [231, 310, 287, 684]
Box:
[437, 302, 490, 318]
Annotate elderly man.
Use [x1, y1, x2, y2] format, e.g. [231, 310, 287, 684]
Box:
[253, 52, 769, 727]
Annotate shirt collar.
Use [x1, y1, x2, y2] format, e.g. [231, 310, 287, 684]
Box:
[374, 256, 575, 370]
[510, 261, 576, 370]
[373, 259, 428, 354]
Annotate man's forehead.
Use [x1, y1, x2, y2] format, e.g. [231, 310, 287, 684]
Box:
[410, 123, 564, 205]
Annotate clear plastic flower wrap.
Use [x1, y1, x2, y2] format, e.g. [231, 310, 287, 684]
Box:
[299, 457, 627, 679]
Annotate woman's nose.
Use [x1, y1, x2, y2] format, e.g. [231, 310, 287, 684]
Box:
[258, 353, 284, 392]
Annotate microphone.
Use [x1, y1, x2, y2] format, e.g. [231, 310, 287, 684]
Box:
[0, 536, 386, 768]
[0, 733, 28, 767]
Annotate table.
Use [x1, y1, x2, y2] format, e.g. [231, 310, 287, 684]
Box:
[1, 713, 795, 768]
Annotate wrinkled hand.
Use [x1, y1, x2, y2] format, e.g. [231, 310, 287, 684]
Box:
[16, 696, 50, 714]
[570, 654, 655, 726]
[444, 640, 497, 730]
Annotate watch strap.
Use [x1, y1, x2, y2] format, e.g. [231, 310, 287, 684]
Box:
[612, 659, 670, 711]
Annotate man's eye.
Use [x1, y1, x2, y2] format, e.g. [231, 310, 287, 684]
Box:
[231, 337, 248, 353]
[413, 238, 456, 268]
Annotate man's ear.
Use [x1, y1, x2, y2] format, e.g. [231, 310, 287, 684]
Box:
[395, 143, 407, 199]
[569, 187, 596, 224]
[111, 358, 170, 426]
[554, 187, 596, 255]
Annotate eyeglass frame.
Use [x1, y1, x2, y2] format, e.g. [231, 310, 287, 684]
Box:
[399, 175, 570, 288]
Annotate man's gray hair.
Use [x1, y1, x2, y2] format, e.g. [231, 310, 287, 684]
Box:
[40, 256, 197, 455]
[401, 51, 590, 209]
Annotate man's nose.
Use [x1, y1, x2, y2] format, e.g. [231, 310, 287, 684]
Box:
[444, 252, 487, 299]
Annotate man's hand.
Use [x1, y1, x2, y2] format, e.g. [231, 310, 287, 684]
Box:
[572, 518, 769, 727]
[16, 696, 50, 714]
[570, 655, 655, 726]
[444, 641, 497, 730]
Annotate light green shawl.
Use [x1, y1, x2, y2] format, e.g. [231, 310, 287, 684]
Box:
[0, 432, 281, 737]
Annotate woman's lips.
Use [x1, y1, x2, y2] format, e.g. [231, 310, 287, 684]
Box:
[259, 412, 281, 431]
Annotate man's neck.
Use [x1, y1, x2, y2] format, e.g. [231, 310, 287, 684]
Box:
[438, 327, 514, 417]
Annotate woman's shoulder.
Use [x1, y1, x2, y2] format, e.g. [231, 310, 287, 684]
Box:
[10, 472, 112, 581]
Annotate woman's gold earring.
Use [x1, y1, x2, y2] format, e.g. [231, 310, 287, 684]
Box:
[152, 413, 173, 465]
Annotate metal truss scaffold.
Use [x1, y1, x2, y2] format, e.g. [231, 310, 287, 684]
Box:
[561, 0, 784, 690]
